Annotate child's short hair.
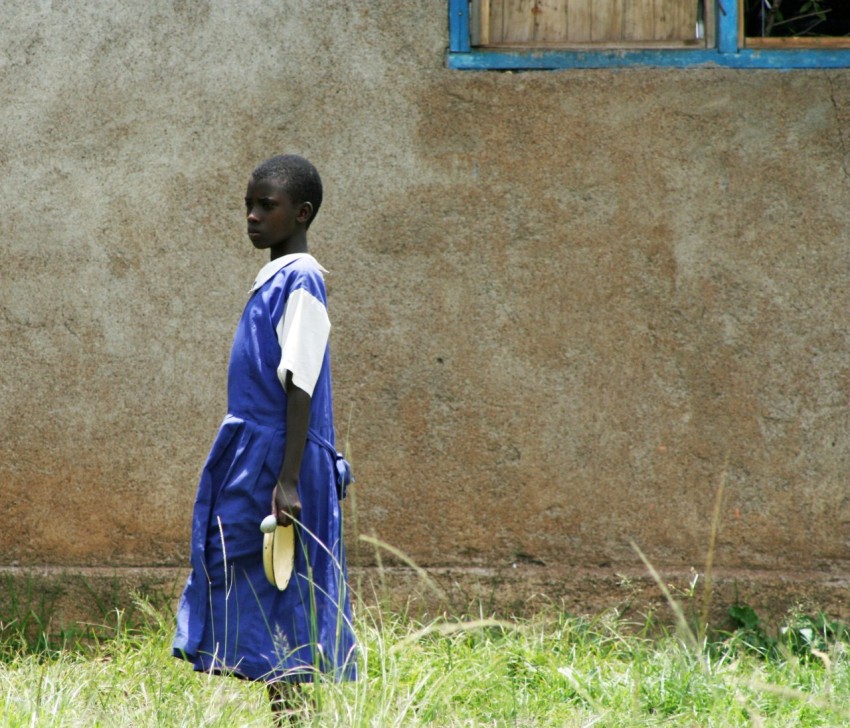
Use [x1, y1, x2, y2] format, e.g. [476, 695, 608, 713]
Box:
[252, 155, 323, 228]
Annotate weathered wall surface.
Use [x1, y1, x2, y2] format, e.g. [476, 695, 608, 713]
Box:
[2, 1, 850, 624]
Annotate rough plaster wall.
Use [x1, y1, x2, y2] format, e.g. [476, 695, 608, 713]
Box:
[2, 1, 850, 618]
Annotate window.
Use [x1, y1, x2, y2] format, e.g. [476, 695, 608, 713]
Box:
[743, 0, 850, 47]
[448, 0, 850, 68]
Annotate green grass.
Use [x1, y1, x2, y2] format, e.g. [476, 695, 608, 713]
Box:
[3, 598, 850, 727]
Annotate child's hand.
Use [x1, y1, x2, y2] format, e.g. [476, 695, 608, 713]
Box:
[273, 481, 302, 527]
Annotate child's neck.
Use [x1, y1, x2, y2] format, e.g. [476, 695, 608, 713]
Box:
[270, 234, 308, 261]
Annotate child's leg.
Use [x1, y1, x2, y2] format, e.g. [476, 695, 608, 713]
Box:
[266, 681, 305, 725]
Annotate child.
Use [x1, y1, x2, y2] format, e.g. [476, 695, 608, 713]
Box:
[172, 155, 356, 718]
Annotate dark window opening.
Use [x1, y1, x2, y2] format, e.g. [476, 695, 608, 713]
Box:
[744, 0, 850, 39]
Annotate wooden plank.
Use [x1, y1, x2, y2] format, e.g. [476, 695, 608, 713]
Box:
[566, 0, 592, 42]
[705, 0, 716, 48]
[489, 0, 503, 43]
[625, 0, 656, 40]
[501, 0, 536, 43]
[738, 0, 745, 48]
[470, 0, 491, 45]
[654, 0, 671, 39]
[480, 0, 491, 45]
[535, 0, 568, 42]
[675, 0, 698, 40]
[746, 35, 850, 48]
[592, 0, 624, 41]
[669, 0, 685, 40]
[654, 0, 698, 41]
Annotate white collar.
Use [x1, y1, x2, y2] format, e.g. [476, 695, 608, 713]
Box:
[249, 253, 328, 293]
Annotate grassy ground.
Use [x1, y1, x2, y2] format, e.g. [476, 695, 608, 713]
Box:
[3, 595, 850, 727]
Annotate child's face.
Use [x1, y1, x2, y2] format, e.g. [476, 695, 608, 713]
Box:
[245, 177, 310, 252]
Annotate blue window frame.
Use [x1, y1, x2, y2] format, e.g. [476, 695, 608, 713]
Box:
[448, 0, 850, 69]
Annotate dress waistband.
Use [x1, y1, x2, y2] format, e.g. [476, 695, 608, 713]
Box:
[223, 412, 352, 498]
[224, 412, 331, 438]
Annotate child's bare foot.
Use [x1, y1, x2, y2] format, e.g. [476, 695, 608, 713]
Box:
[267, 681, 306, 725]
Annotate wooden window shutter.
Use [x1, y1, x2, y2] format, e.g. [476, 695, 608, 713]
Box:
[474, 0, 701, 46]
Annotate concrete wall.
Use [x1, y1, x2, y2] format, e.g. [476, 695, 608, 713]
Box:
[2, 1, 850, 624]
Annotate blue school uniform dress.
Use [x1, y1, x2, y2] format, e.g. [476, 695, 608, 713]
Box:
[172, 253, 356, 683]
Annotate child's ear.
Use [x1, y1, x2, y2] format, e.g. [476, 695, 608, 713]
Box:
[297, 201, 314, 225]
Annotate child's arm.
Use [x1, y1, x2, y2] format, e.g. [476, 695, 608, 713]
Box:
[273, 371, 311, 527]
